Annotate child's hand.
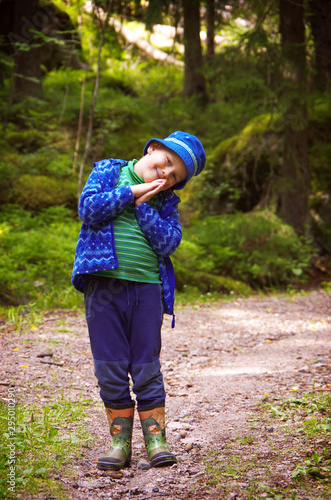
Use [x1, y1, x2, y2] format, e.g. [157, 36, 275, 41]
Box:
[131, 179, 167, 206]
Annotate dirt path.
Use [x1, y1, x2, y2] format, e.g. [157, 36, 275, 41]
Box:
[1, 291, 331, 499]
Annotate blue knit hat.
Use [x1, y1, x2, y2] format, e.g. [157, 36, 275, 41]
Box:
[143, 130, 206, 189]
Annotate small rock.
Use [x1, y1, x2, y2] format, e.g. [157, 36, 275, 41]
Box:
[179, 430, 187, 438]
[180, 436, 195, 446]
[137, 459, 151, 470]
[93, 482, 106, 489]
[184, 443, 193, 452]
[130, 487, 141, 495]
[168, 422, 181, 430]
[298, 365, 310, 373]
[168, 421, 194, 431]
[191, 471, 204, 478]
[183, 423, 194, 430]
[179, 411, 190, 418]
[152, 486, 159, 492]
[104, 470, 123, 479]
[267, 427, 274, 433]
[315, 358, 328, 364]
[122, 470, 134, 478]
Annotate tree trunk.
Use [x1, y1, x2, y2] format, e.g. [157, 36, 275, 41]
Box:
[206, 0, 215, 61]
[278, 0, 309, 235]
[73, 72, 86, 175]
[308, 0, 331, 91]
[10, 0, 43, 99]
[182, 0, 207, 100]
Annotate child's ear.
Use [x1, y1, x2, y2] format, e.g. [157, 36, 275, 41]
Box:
[147, 141, 160, 154]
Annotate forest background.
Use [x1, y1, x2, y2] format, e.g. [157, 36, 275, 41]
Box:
[0, 0, 330, 316]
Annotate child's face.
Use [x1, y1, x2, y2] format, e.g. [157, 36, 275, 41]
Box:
[134, 142, 187, 190]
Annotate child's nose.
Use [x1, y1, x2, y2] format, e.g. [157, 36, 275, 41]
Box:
[163, 166, 173, 177]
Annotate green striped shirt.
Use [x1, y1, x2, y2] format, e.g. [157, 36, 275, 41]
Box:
[93, 161, 161, 283]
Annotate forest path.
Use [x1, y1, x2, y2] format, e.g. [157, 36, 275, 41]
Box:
[1, 290, 330, 499]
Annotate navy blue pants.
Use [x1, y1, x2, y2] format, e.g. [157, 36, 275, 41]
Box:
[84, 276, 166, 409]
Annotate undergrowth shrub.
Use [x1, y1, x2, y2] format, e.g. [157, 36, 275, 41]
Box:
[17, 148, 73, 178]
[0, 205, 80, 305]
[6, 129, 47, 153]
[0, 205, 315, 308]
[5, 97, 55, 132]
[15, 175, 76, 211]
[173, 211, 314, 291]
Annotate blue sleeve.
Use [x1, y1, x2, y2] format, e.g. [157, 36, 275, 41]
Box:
[78, 166, 134, 225]
[134, 202, 182, 257]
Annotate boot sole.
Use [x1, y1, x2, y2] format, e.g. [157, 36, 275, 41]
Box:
[97, 451, 131, 471]
[97, 460, 129, 471]
[150, 451, 177, 468]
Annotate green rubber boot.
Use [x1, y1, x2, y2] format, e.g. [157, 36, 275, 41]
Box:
[97, 406, 134, 471]
[139, 405, 177, 468]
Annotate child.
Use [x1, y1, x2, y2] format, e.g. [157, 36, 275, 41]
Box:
[72, 131, 206, 470]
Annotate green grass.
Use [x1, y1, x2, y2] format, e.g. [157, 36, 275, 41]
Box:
[265, 392, 331, 484]
[201, 391, 331, 499]
[0, 393, 93, 499]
